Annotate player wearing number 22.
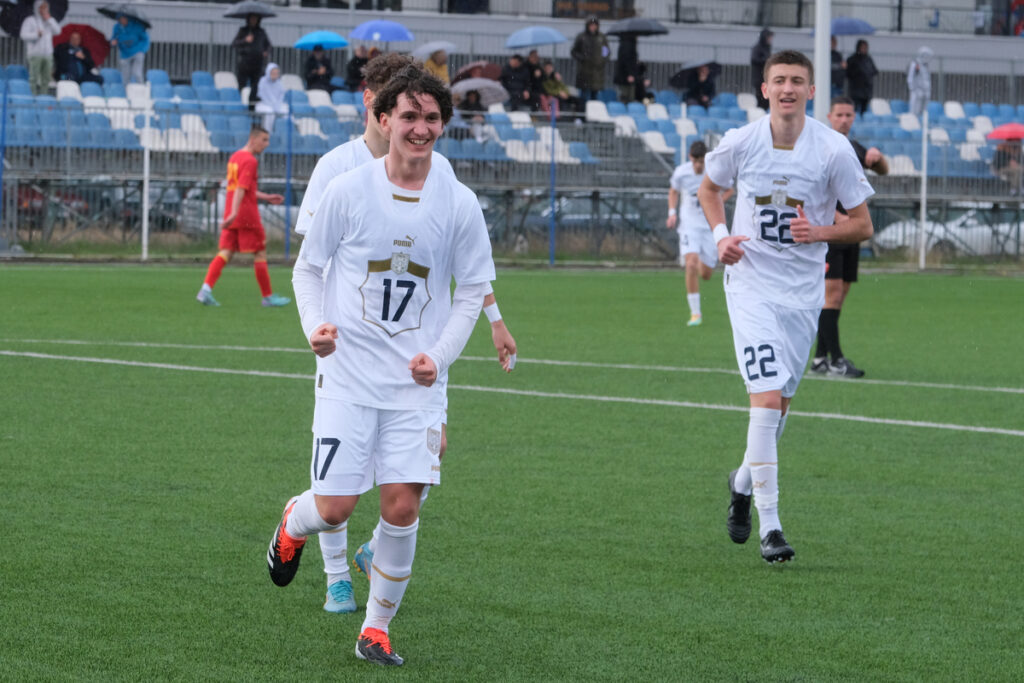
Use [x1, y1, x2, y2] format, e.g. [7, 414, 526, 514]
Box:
[266, 66, 496, 666]
[698, 50, 874, 564]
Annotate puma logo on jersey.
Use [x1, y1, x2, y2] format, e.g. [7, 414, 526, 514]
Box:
[393, 235, 417, 247]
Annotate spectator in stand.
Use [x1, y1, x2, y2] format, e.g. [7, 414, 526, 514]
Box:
[846, 39, 878, 116]
[423, 48, 450, 85]
[20, 0, 62, 96]
[232, 13, 271, 109]
[110, 12, 149, 85]
[633, 61, 654, 103]
[749, 27, 773, 110]
[54, 31, 102, 84]
[540, 60, 579, 115]
[500, 53, 534, 112]
[993, 139, 1023, 194]
[344, 45, 369, 91]
[571, 16, 609, 103]
[525, 49, 544, 99]
[457, 89, 486, 141]
[830, 35, 845, 98]
[304, 45, 335, 91]
[255, 63, 288, 131]
[684, 63, 715, 108]
[906, 46, 933, 118]
[613, 34, 639, 104]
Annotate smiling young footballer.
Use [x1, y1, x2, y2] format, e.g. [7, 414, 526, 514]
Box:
[697, 50, 874, 563]
[292, 52, 517, 617]
[266, 65, 496, 666]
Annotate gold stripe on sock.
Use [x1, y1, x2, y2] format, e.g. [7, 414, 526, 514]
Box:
[323, 525, 347, 534]
[747, 461, 778, 466]
[371, 563, 411, 582]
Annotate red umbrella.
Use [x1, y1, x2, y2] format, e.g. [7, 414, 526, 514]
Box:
[987, 122, 1024, 140]
[53, 23, 110, 66]
[451, 60, 501, 86]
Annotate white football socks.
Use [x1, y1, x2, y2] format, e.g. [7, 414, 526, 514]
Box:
[687, 292, 701, 317]
[742, 407, 782, 538]
[320, 524, 350, 586]
[361, 518, 418, 634]
[284, 489, 336, 538]
[368, 486, 429, 555]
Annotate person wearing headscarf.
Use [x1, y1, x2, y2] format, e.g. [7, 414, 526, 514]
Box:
[750, 28, 773, 110]
[254, 63, 287, 132]
[907, 46, 933, 118]
[20, 0, 62, 95]
[846, 39, 878, 116]
[571, 16, 609, 103]
[232, 13, 272, 109]
[110, 13, 150, 85]
[423, 49, 449, 85]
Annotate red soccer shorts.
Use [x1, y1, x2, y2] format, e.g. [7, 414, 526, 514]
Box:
[219, 225, 266, 253]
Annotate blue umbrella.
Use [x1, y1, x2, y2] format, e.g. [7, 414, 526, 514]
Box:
[505, 26, 566, 50]
[349, 19, 413, 42]
[295, 30, 348, 50]
[831, 16, 875, 35]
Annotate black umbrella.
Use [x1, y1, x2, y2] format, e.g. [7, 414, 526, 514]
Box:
[97, 3, 151, 29]
[606, 17, 668, 37]
[1, 0, 67, 37]
[669, 61, 721, 89]
[222, 0, 276, 19]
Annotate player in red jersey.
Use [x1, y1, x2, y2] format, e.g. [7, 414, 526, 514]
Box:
[196, 125, 290, 307]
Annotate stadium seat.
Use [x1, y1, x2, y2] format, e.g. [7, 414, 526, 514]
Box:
[654, 119, 675, 135]
[606, 101, 627, 117]
[102, 82, 126, 99]
[707, 105, 728, 119]
[82, 95, 106, 110]
[59, 98, 84, 112]
[218, 87, 241, 103]
[331, 90, 356, 105]
[979, 102, 997, 117]
[998, 103, 1015, 118]
[329, 76, 346, 90]
[646, 103, 669, 120]
[714, 92, 738, 108]
[1016, 104, 1024, 119]
[86, 112, 112, 129]
[585, 100, 611, 123]
[626, 101, 647, 118]
[736, 93, 757, 111]
[460, 139, 486, 160]
[173, 85, 197, 102]
[13, 108, 39, 127]
[5, 64, 29, 81]
[944, 101, 965, 119]
[568, 141, 598, 164]
[899, 113, 921, 131]
[664, 131, 681, 152]
[195, 85, 219, 103]
[327, 133, 348, 148]
[306, 89, 331, 108]
[482, 140, 509, 161]
[435, 136, 461, 159]
[214, 71, 238, 90]
[313, 105, 336, 120]
[654, 89, 676, 106]
[68, 127, 92, 148]
[516, 127, 538, 142]
[687, 105, 709, 119]
[147, 69, 170, 86]
[634, 117, 655, 133]
[641, 131, 672, 154]
[113, 129, 142, 150]
[280, 74, 304, 91]
[960, 102, 980, 118]
[598, 88, 617, 103]
[39, 108, 64, 127]
[191, 71, 214, 89]
[972, 115, 993, 134]
[889, 99, 909, 115]
[667, 103, 683, 120]
[965, 129, 987, 144]
[319, 118, 343, 135]
[210, 130, 235, 152]
[929, 128, 950, 144]
[151, 84, 174, 101]
[869, 98, 891, 116]
[612, 115, 637, 136]
[100, 68, 121, 84]
[285, 90, 309, 106]
[675, 118, 697, 137]
[34, 93, 56, 106]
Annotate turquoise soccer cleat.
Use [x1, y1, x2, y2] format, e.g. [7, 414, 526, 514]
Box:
[261, 293, 291, 307]
[196, 290, 220, 306]
[323, 579, 356, 614]
[352, 541, 373, 580]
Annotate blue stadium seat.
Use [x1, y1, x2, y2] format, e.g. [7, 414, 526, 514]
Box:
[298, 134, 325, 154]
[889, 99, 909, 114]
[707, 105, 728, 119]
[221, 101, 248, 113]
[314, 105, 337, 120]
[5, 64, 29, 80]
[39, 109, 64, 127]
[153, 100, 177, 115]
[873, 126, 894, 140]
[158, 113, 182, 130]
[8, 80, 32, 97]
[173, 85, 197, 101]
[205, 114, 230, 132]
[569, 141, 598, 164]
[13, 108, 39, 127]
[327, 133, 348, 148]
[493, 124, 516, 141]
[980, 102, 998, 117]
[218, 87, 241, 102]
[285, 90, 309, 106]
[196, 86, 219, 102]
[147, 69, 170, 86]
[946, 128, 967, 143]
[329, 76, 346, 90]
[667, 103, 682, 119]
[998, 103, 1015, 118]
[86, 112, 112, 129]
[210, 130, 235, 152]
[925, 101, 942, 118]
[191, 71, 214, 89]
[100, 68, 121, 84]
[655, 90, 677, 106]
[634, 117, 655, 133]
[664, 132, 681, 151]
[35, 94, 56, 106]
[80, 81, 104, 98]
[626, 101, 647, 117]
[654, 119, 675, 135]
[68, 127, 92, 148]
[435, 136, 461, 158]
[714, 92, 738, 108]
[482, 140, 509, 161]
[290, 104, 314, 117]
[8, 126, 37, 146]
[727, 107, 747, 122]
[487, 112, 510, 125]
[961, 102, 979, 118]
[272, 118, 298, 138]
[331, 90, 355, 105]
[598, 88, 617, 103]
[687, 105, 709, 119]
[91, 129, 118, 149]
[891, 128, 911, 141]
[103, 83, 126, 98]
[151, 84, 174, 100]
[516, 127, 537, 142]
[319, 118, 343, 135]
[1017, 104, 1024, 119]
[461, 139, 486, 159]
[227, 114, 253, 133]
[41, 127, 65, 146]
[606, 101, 627, 117]
[113, 129, 141, 149]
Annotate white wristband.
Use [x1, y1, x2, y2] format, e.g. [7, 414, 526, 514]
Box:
[712, 223, 730, 244]
[483, 302, 501, 323]
[668, 208, 677, 216]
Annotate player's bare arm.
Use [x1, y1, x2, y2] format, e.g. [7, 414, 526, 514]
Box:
[864, 148, 889, 176]
[791, 203, 873, 244]
[698, 175, 748, 265]
[256, 191, 285, 204]
[666, 188, 680, 229]
[220, 186, 245, 230]
[483, 292, 517, 372]
[309, 322, 339, 357]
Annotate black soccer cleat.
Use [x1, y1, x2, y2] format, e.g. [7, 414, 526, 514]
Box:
[356, 628, 404, 666]
[760, 529, 795, 564]
[267, 496, 306, 587]
[727, 469, 752, 544]
[809, 357, 829, 374]
[828, 357, 865, 378]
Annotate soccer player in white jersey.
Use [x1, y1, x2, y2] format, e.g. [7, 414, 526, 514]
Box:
[666, 140, 733, 327]
[294, 53, 517, 616]
[266, 65, 496, 666]
[697, 50, 874, 563]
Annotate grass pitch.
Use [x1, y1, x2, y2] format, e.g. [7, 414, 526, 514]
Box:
[1, 264, 1022, 681]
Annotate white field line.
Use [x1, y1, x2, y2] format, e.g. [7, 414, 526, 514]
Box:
[3, 338, 1024, 396]
[2, 349, 1022, 439]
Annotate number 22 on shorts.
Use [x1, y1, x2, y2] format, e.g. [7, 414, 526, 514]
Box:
[743, 344, 778, 381]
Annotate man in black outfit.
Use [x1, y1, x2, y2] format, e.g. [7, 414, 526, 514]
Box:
[344, 45, 369, 91]
[811, 96, 888, 378]
[845, 39, 877, 116]
[500, 54, 534, 111]
[232, 13, 271, 109]
[53, 32, 102, 84]
[749, 28, 772, 110]
[304, 45, 335, 91]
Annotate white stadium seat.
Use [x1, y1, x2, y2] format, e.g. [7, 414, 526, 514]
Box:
[928, 127, 950, 143]
[899, 113, 921, 131]
[889, 155, 917, 176]
[306, 89, 332, 107]
[585, 100, 611, 123]
[334, 104, 359, 120]
[869, 98, 891, 116]
[646, 103, 669, 120]
[944, 101, 966, 119]
[641, 131, 673, 154]
[214, 71, 239, 90]
[57, 80, 82, 102]
[972, 115, 993, 134]
[613, 115, 637, 136]
[959, 144, 981, 161]
[747, 107, 767, 123]
[487, 103, 506, 114]
[507, 111, 532, 128]
[675, 118, 697, 137]
[965, 129, 987, 144]
[280, 74, 304, 92]
[736, 93, 757, 111]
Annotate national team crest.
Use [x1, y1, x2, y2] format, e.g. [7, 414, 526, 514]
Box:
[426, 428, 442, 455]
[391, 252, 410, 274]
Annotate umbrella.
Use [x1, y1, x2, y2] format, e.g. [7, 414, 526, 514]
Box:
[350, 19, 413, 42]
[505, 26, 566, 49]
[605, 17, 669, 37]
[54, 23, 110, 65]
[97, 3, 151, 29]
[411, 40, 457, 60]
[1, 0, 67, 37]
[222, 0, 275, 19]
[451, 60, 501, 85]
[830, 16, 875, 35]
[987, 123, 1024, 140]
[669, 61, 721, 89]
[295, 30, 347, 50]
[450, 77, 508, 107]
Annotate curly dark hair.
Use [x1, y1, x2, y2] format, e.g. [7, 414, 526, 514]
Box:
[361, 52, 421, 92]
[372, 64, 453, 126]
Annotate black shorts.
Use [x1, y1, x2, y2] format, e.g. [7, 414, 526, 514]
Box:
[824, 242, 859, 282]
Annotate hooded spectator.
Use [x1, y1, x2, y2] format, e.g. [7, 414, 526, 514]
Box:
[20, 0, 62, 95]
[907, 46, 933, 118]
[424, 49, 450, 85]
[110, 13, 150, 85]
[571, 16, 609, 102]
[255, 63, 287, 131]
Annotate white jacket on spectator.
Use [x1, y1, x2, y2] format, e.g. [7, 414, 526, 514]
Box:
[20, 0, 61, 58]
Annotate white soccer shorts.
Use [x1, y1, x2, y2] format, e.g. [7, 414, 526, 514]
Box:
[679, 226, 718, 269]
[725, 291, 819, 397]
[310, 398, 444, 496]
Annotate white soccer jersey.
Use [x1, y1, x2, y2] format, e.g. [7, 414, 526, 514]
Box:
[300, 156, 495, 411]
[295, 138, 456, 235]
[670, 160, 709, 232]
[705, 115, 874, 310]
